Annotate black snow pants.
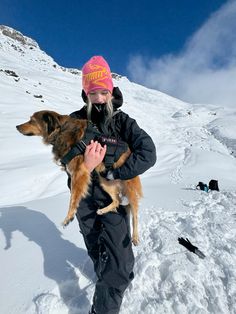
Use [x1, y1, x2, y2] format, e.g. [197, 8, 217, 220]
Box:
[75, 173, 135, 314]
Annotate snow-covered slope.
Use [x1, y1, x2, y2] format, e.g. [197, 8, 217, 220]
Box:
[1, 25, 236, 314]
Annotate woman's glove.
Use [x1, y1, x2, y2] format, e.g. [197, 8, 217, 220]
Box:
[178, 237, 205, 259]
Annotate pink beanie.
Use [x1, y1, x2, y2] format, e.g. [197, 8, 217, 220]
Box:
[82, 56, 113, 95]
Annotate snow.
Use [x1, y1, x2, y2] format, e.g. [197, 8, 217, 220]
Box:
[1, 25, 236, 313]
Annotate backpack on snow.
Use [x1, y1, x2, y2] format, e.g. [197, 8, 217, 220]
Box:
[196, 182, 209, 192]
[196, 179, 219, 192]
[208, 179, 219, 191]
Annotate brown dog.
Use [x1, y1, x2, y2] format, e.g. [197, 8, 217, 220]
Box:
[16, 110, 143, 245]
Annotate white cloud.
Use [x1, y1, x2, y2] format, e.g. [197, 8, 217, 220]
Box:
[128, 0, 236, 107]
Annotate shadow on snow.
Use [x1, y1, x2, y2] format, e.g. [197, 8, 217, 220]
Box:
[0, 205, 94, 313]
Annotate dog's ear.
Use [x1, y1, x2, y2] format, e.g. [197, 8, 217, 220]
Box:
[42, 112, 60, 135]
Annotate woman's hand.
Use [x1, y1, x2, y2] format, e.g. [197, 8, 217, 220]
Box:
[84, 140, 107, 172]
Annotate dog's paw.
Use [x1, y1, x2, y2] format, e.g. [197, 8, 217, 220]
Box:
[96, 209, 104, 215]
[132, 235, 139, 246]
[62, 216, 74, 227]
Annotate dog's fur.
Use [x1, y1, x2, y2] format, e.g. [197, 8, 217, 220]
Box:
[16, 110, 143, 245]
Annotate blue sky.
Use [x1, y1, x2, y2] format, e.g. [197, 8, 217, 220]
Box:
[1, 0, 235, 106]
[0, 0, 226, 74]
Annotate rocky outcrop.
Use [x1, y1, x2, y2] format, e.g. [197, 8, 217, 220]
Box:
[0, 25, 38, 48]
[0, 25, 124, 80]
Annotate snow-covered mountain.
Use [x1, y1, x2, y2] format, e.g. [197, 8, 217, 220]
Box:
[1, 25, 236, 314]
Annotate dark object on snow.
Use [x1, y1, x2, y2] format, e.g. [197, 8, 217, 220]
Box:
[3, 69, 19, 77]
[196, 180, 219, 192]
[196, 182, 209, 192]
[209, 179, 219, 191]
[178, 237, 206, 259]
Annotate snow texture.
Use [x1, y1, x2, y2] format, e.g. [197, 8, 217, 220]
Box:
[1, 25, 236, 314]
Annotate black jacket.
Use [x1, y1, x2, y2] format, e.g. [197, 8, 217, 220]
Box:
[70, 88, 156, 180]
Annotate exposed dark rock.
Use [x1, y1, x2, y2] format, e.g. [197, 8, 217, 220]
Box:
[0, 69, 19, 78]
[112, 73, 122, 80]
[0, 25, 38, 48]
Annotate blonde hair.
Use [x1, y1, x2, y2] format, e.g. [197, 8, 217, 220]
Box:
[86, 99, 114, 122]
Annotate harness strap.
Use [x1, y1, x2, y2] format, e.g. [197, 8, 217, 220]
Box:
[100, 136, 129, 167]
[60, 119, 129, 168]
[60, 141, 86, 165]
[60, 121, 101, 166]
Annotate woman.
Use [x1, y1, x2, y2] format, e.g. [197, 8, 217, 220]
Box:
[70, 56, 156, 314]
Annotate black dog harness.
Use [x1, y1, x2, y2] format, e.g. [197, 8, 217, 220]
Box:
[60, 121, 129, 168]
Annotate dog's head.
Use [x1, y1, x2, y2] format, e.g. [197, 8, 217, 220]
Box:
[16, 110, 68, 141]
